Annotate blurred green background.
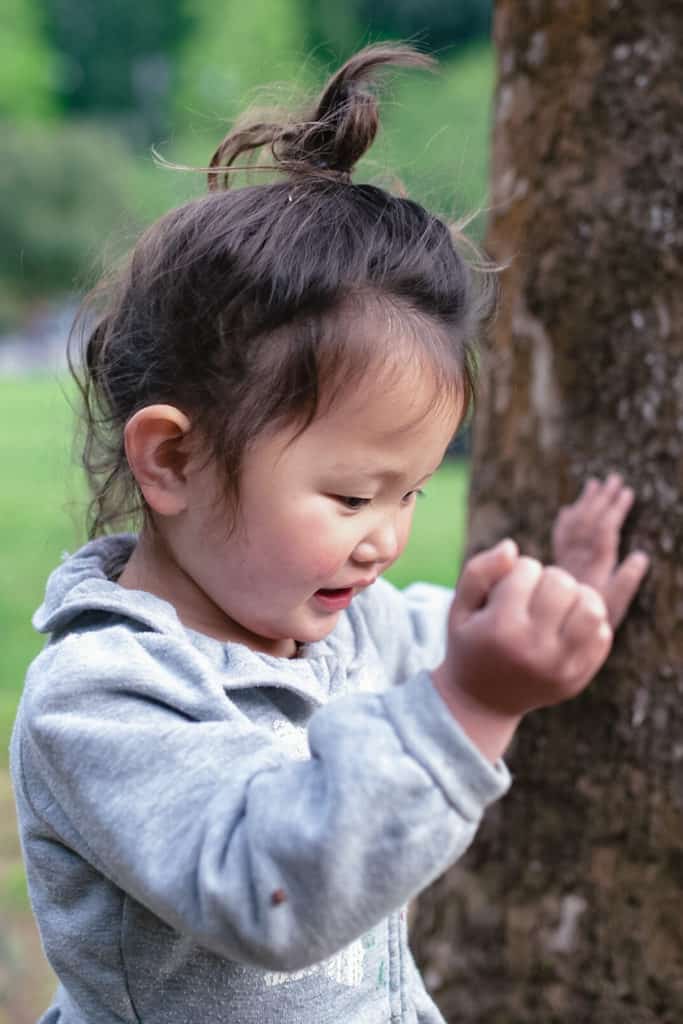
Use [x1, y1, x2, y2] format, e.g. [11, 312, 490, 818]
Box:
[1, 1, 493, 1018]
[0, 0, 494, 329]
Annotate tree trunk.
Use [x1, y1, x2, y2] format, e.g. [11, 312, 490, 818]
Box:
[412, 3, 683, 1021]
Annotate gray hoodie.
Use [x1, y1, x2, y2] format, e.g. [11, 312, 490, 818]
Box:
[11, 535, 510, 1024]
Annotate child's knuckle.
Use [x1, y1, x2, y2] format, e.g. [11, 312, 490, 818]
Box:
[576, 584, 607, 621]
[543, 565, 577, 591]
[554, 659, 583, 697]
[463, 556, 486, 586]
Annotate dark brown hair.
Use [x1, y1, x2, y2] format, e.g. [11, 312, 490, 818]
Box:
[72, 44, 493, 537]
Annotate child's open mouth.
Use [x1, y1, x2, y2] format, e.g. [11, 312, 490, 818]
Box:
[314, 587, 354, 611]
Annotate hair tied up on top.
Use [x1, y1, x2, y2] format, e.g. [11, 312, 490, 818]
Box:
[207, 43, 435, 191]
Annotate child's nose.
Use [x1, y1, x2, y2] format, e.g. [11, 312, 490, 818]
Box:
[353, 519, 400, 565]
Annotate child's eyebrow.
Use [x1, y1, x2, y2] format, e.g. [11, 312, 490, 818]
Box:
[327, 466, 438, 485]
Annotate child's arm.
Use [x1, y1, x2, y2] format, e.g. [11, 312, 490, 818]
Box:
[551, 473, 649, 627]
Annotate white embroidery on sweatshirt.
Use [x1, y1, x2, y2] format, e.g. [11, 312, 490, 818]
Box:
[271, 718, 309, 761]
[263, 938, 365, 988]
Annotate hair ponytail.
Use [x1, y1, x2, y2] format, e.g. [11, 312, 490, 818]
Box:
[208, 44, 434, 190]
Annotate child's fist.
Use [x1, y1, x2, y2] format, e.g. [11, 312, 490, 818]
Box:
[433, 543, 613, 760]
[552, 473, 649, 628]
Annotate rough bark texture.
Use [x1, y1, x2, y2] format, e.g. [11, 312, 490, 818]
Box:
[412, 2, 683, 1021]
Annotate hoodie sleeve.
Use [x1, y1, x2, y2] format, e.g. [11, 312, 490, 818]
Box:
[14, 624, 508, 973]
[351, 576, 453, 685]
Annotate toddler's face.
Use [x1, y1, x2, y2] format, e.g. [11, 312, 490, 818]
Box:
[165, 367, 461, 656]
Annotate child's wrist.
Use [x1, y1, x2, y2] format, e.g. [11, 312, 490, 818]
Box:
[430, 665, 522, 763]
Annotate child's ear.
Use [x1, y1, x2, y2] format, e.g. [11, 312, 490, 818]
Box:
[124, 404, 193, 516]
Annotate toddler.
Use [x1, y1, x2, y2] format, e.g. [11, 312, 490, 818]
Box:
[11, 45, 648, 1024]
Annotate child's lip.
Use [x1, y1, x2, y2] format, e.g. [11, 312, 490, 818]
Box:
[352, 577, 378, 589]
[312, 579, 378, 612]
[314, 587, 354, 611]
[314, 577, 377, 601]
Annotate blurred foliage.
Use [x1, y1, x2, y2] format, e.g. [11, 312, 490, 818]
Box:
[37, 0, 492, 141]
[0, 0, 494, 328]
[42, 0, 192, 143]
[0, 0, 59, 118]
[305, 0, 492, 60]
[361, 0, 491, 51]
[175, 0, 309, 132]
[0, 121, 146, 327]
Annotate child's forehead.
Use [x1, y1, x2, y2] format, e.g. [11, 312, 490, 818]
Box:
[297, 374, 461, 474]
[319, 354, 462, 434]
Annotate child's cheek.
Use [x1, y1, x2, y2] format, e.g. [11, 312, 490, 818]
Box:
[293, 509, 351, 580]
[397, 517, 413, 557]
[304, 538, 349, 580]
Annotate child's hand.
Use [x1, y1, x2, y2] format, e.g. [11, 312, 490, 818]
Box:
[552, 473, 649, 628]
[432, 540, 613, 760]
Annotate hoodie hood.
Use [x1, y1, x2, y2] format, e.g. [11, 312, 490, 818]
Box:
[34, 534, 185, 638]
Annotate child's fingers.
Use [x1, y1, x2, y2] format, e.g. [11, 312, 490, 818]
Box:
[553, 477, 609, 544]
[600, 481, 634, 531]
[527, 567, 580, 632]
[576, 473, 624, 524]
[559, 585, 612, 682]
[559, 584, 608, 641]
[556, 478, 598, 530]
[582, 477, 601, 497]
[485, 555, 544, 617]
[582, 483, 635, 561]
[600, 471, 624, 501]
[575, 476, 601, 510]
[604, 551, 650, 628]
[555, 475, 634, 565]
[452, 539, 518, 625]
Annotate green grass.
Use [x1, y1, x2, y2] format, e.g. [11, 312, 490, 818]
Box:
[1, 377, 86, 763]
[0, 862, 29, 914]
[0, 375, 468, 761]
[384, 465, 468, 589]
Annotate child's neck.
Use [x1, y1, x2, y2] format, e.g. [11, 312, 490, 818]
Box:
[117, 528, 298, 658]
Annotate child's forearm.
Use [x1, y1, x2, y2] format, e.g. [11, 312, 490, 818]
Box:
[431, 664, 521, 762]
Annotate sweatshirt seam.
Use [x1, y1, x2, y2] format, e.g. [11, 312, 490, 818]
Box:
[13, 728, 51, 833]
[120, 893, 143, 1023]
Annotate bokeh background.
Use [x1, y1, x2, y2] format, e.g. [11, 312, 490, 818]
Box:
[1, 2, 493, 1018]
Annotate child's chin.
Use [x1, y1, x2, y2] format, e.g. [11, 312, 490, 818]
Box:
[296, 615, 341, 643]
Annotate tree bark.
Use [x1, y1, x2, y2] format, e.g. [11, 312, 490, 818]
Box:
[413, 2, 683, 1021]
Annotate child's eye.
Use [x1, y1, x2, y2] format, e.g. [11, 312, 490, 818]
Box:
[335, 495, 371, 510]
[402, 489, 425, 504]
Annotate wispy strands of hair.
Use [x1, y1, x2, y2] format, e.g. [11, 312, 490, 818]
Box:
[206, 44, 435, 191]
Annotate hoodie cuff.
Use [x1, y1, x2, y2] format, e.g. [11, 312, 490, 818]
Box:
[381, 670, 512, 822]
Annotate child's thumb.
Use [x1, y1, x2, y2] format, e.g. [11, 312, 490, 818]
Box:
[451, 539, 519, 627]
